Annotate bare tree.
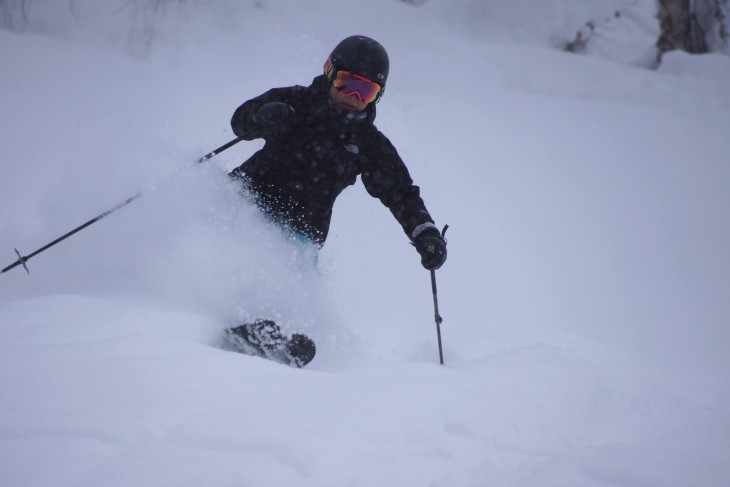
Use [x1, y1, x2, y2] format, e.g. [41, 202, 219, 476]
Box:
[125, 0, 192, 57]
[696, 0, 729, 48]
[657, 0, 729, 59]
[0, 0, 31, 31]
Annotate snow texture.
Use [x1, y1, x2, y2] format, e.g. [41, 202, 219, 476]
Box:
[1, 0, 729, 485]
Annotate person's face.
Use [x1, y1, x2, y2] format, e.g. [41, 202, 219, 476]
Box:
[329, 83, 369, 112]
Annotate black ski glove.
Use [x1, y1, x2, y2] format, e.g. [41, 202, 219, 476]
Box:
[414, 228, 447, 270]
[252, 102, 294, 136]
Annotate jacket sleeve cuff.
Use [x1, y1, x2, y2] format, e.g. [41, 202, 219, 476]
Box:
[411, 222, 439, 241]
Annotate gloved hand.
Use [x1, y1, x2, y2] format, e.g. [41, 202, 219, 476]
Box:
[252, 102, 294, 135]
[414, 228, 447, 270]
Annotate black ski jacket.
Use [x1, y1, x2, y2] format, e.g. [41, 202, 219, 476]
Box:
[229, 75, 436, 245]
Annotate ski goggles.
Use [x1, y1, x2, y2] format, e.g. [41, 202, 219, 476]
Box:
[332, 70, 383, 104]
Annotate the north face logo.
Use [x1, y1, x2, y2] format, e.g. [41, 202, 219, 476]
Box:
[344, 144, 359, 154]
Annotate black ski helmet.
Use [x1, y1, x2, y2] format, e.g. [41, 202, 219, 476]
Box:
[324, 35, 389, 95]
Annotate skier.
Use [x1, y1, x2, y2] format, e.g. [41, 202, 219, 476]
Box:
[224, 35, 447, 367]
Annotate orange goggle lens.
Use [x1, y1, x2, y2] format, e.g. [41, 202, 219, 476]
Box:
[333, 70, 382, 104]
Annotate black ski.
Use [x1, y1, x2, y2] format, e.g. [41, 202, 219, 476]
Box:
[223, 319, 316, 368]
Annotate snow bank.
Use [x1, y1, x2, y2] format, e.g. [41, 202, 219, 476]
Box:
[1, 0, 729, 485]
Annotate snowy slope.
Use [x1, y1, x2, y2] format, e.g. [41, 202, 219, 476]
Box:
[1, 0, 730, 485]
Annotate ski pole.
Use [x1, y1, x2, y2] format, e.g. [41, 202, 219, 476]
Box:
[2, 137, 242, 275]
[198, 136, 242, 163]
[430, 224, 448, 365]
[431, 268, 445, 365]
[2, 193, 142, 274]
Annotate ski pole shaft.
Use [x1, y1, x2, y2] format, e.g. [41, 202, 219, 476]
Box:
[2, 193, 141, 274]
[2, 137, 242, 275]
[430, 269, 445, 365]
[428, 224, 448, 365]
[198, 137, 242, 163]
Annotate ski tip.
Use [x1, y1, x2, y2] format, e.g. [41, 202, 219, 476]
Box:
[222, 322, 316, 368]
